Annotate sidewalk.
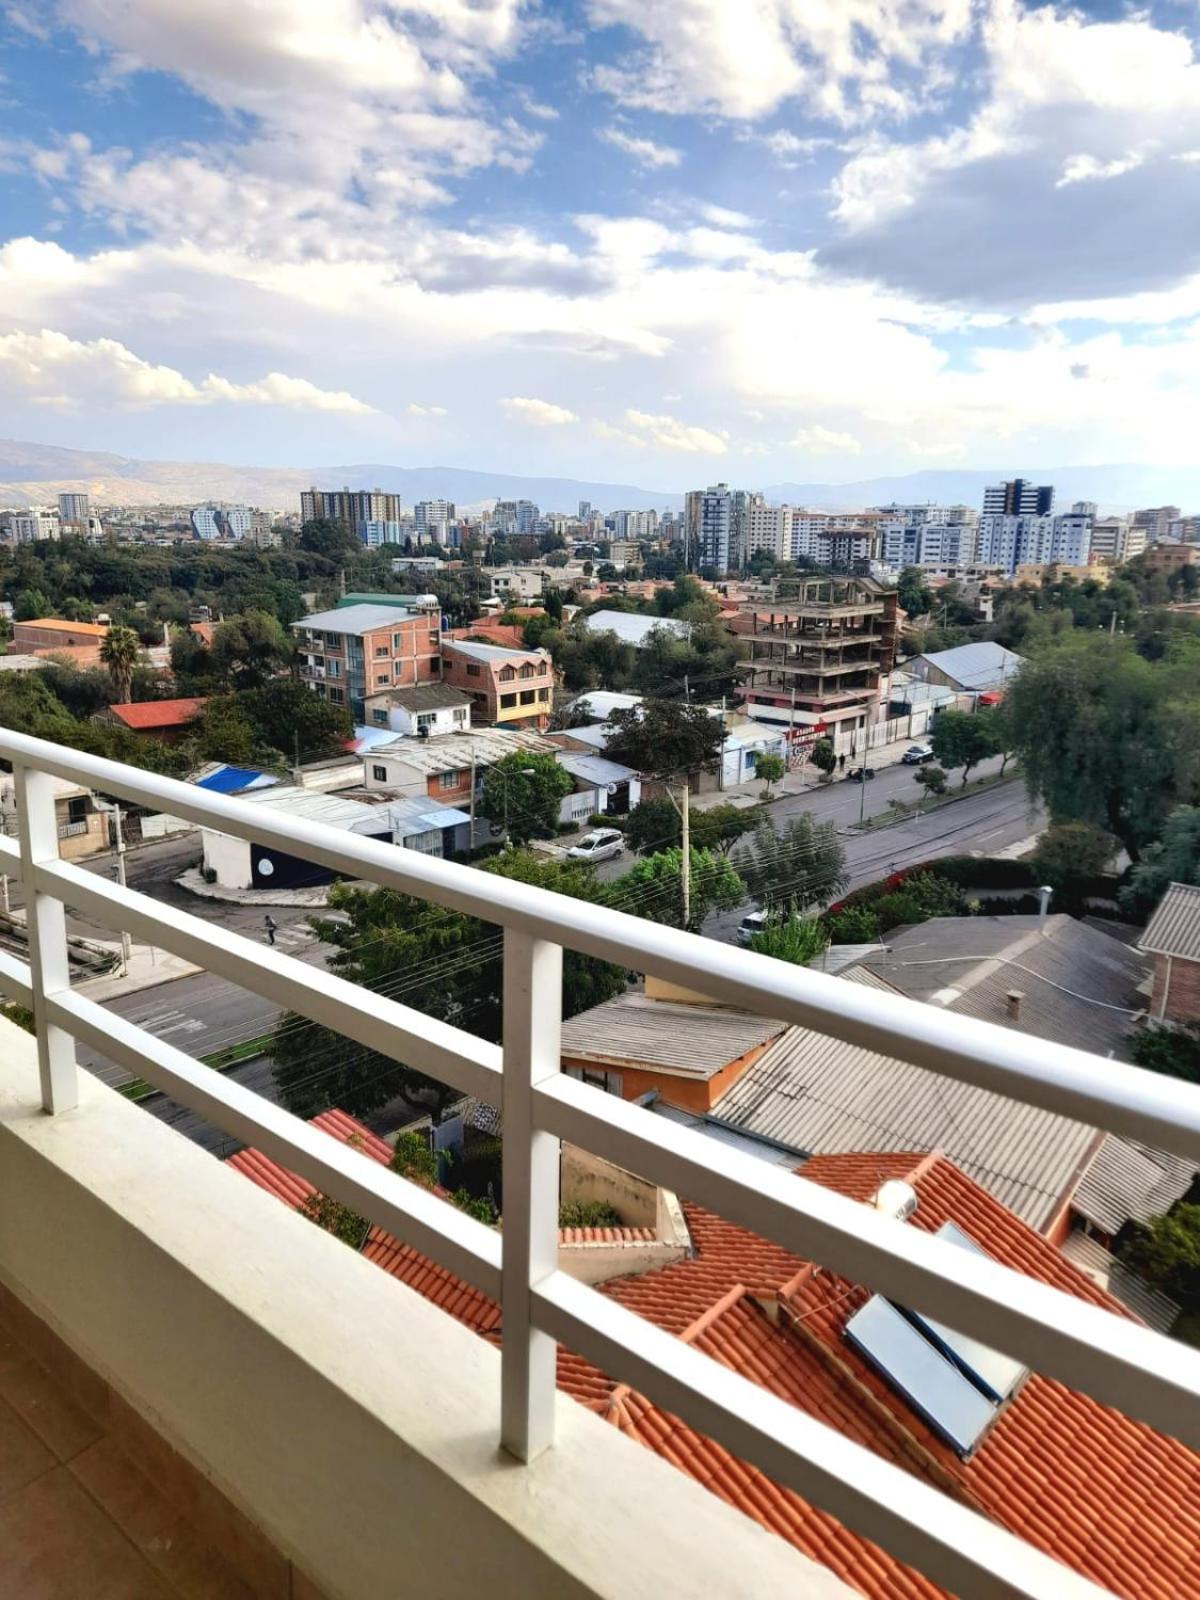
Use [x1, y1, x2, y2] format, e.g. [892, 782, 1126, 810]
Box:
[76, 943, 200, 1002]
[691, 729, 926, 812]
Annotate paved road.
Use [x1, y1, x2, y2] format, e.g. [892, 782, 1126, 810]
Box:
[704, 777, 1045, 942]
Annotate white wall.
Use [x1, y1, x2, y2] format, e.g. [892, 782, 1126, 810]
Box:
[0, 1028, 851, 1600]
[201, 828, 252, 889]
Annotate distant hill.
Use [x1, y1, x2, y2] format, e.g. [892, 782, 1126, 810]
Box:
[0, 438, 1196, 517]
[0, 440, 682, 513]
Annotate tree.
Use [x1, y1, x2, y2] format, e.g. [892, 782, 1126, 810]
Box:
[823, 903, 881, 942]
[733, 814, 847, 913]
[1130, 1022, 1200, 1086]
[897, 566, 934, 619]
[1121, 807, 1200, 919]
[613, 847, 743, 932]
[976, 702, 1015, 775]
[272, 853, 628, 1120]
[1121, 1205, 1200, 1308]
[810, 737, 836, 783]
[748, 913, 827, 967]
[210, 610, 294, 689]
[1030, 822, 1116, 902]
[243, 679, 352, 763]
[690, 802, 761, 856]
[193, 698, 266, 767]
[297, 516, 360, 562]
[604, 700, 722, 778]
[170, 629, 218, 694]
[756, 753, 785, 798]
[99, 624, 142, 704]
[914, 764, 948, 798]
[1006, 634, 1200, 859]
[480, 752, 573, 843]
[624, 796, 680, 855]
[13, 587, 50, 622]
[930, 709, 997, 787]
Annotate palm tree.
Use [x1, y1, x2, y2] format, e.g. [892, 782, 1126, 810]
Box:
[100, 624, 141, 705]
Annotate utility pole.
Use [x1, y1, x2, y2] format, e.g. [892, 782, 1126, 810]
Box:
[469, 745, 477, 847]
[680, 781, 690, 930]
[292, 729, 303, 787]
[112, 805, 132, 972]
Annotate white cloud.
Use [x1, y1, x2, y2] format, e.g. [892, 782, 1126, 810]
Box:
[789, 425, 861, 454]
[586, 0, 971, 123]
[698, 203, 754, 228]
[501, 395, 579, 426]
[1056, 152, 1144, 189]
[0, 328, 374, 412]
[406, 402, 448, 417]
[600, 409, 728, 454]
[597, 127, 683, 170]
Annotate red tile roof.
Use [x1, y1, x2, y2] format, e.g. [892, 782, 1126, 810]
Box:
[107, 697, 208, 731]
[226, 1109, 393, 1209]
[226, 1124, 1200, 1600]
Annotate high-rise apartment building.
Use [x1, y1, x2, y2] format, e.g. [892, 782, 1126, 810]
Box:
[300, 487, 403, 543]
[744, 495, 792, 563]
[982, 479, 1055, 517]
[57, 492, 90, 528]
[696, 483, 748, 573]
[415, 500, 455, 544]
[1133, 506, 1180, 545]
[1090, 517, 1144, 565]
[192, 503, 253, 541]
[0, 507, 60, 544]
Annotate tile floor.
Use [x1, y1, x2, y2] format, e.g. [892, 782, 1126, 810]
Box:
[0, 1299, 267, 1598]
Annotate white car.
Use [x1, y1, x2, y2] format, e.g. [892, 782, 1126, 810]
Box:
[568, 828, 624, 863]
[735, 910, 770, 946]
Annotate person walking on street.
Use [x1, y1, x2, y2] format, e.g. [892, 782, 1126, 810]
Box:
[264, 914, 277, 947]
[838, 753, 846, 773]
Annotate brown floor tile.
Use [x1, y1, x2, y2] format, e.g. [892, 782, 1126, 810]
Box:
[0, 1395, 55, 1500]
[72, 1436, 256, 1600]
[0, 1285, 109, 1426]
[0, 1350, 104, 1462]
[0, 1465, 171, 1598]
[108, 1395, 290, 1600]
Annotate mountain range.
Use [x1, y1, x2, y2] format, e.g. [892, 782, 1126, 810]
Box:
[0, 438, 1196, 516]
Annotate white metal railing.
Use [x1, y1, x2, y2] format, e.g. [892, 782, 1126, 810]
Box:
[56, 818, 89, 839]
[0, 728, 1197, 1600]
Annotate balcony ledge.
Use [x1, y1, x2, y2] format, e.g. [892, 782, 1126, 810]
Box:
[0, 1017, 853, 1600]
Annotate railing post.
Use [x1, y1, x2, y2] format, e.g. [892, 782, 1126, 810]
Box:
[14, 764, 78, 1113]
[500, 928, 561, 1461]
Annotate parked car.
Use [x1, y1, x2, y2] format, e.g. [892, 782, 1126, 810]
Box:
[568, 827, 624, 863]
[901, 743, 934, 764]
[845, 766, 875, 781]
[736, 909, 770, 947]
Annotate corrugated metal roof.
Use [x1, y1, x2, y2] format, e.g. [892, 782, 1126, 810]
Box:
[713, 1019, 1097, 1228]
[557, 752, 637, 786]
[560, 992, 788, 1079]
[371, 727, 558, 774]
[1059, 1229, 1181, 1334]
[912, 640, 1023, 691]
[375, 684, 471, 712]
[581, 610, 690, 647]
[1140, 881, 1200, 960]
[443, 638, 541, 663]
[296, 604, 420, 634]
[848, 914, 1149, 1060]
[1071, 1135, 1197, 1234]
[239, 784, 391, 834]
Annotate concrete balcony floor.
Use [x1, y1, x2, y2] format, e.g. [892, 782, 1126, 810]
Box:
[0, 1285, 311, 1600]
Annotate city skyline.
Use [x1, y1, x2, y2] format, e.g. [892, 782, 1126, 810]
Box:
[2, 2, 1200, 480]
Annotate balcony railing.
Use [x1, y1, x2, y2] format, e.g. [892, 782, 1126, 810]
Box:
[0, 727, 1198, 1600]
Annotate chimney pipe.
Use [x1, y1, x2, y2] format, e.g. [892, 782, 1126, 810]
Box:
[1038, 884, 1053, 928]
[1005, 989, 1024, 1022]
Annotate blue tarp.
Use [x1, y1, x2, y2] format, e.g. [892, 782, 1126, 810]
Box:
[194, 765, 270, 795]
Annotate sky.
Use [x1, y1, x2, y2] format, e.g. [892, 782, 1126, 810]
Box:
[0, 0, 1199, 489]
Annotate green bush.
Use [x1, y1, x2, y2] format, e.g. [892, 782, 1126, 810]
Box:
[823, 904, 881, 942]
[920, 856, 1037, 890]
[559, 1200, 623, 1228]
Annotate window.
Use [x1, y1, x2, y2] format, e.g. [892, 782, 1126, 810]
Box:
[372, 708, 388, 725]
[520, 689, 535, 704]
[566, 1065, 623, 1096]
[499, 666, 516, 682]
[393, 633, 407, 651]
[328, 687, 345, 705]
[428, 632, 439, 647]
[439, 770, 463, 791]
[375, 644, 389, 657]
[500, 692, 517, 708]
[324, 632, 342, 648]
[538, 687, 549, 701]
[375, 674, 390, 686]
[466, 664, 481, 677]
[520, 663, 535, 679]
[453, 708, 467, 724]
[326, 658, 341, 678]
[67, 796, 88, 826]
[372, 765, 388, 782]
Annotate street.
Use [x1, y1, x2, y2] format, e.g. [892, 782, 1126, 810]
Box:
[73, 773, 1043, 1129]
